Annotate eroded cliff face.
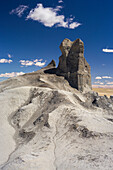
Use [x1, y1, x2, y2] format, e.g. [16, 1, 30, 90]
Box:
[0, 39, 113, 170]
[57, 38, 92, 92]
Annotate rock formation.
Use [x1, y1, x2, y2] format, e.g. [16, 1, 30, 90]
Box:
[56, 38, 92, 92]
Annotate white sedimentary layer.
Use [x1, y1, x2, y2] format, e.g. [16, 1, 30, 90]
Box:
[0, 73, 113, 170]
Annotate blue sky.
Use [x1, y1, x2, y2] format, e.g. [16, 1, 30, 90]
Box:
[0, 0, 113, 87]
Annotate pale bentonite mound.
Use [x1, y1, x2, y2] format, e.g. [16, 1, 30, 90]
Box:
[0, 39, 113, 170]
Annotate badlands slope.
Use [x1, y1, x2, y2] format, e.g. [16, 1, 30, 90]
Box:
[0, 64, 113, 170]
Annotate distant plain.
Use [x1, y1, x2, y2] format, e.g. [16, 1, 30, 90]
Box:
[93, 88, 113, 97]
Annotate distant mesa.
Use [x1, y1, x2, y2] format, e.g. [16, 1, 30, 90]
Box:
[45, 38, 92, 92]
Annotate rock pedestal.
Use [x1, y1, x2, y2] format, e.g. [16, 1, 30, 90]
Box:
[56, 38, 92, 92]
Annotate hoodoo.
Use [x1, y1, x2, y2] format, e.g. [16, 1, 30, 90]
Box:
[56, 38, 92, 92]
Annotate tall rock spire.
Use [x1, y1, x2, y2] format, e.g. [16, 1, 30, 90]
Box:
[56, 38, 92, 92]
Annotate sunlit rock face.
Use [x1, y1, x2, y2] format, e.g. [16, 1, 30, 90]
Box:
[57, 38, 92, 92]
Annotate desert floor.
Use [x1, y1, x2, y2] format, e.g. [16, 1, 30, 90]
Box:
[93, 88, 113, 97]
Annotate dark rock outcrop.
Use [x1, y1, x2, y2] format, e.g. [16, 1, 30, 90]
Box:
[92, 95, 113, 112]
[56, 38, 92, 92]
[44, 59, 56, 74]
[84, 91, 113, 113]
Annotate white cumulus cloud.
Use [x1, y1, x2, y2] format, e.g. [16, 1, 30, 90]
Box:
[19, 59, 46, 67]
[95, 76, 102, 80]
[27, 3, 81, 29]
[10, 5, 28, 17]
[20, 60, 34, 66]
[99, 82, 104, 85]
[0, 59, 12, 63]
[0, 72, 24, 78]
[35, 61, 45, 67]
[95, 76, 112, 80]
[102, 49, 113, 53]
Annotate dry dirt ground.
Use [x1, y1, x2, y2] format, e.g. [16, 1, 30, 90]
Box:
[0, 65, 113, 170]
[93, 88, 113, 97]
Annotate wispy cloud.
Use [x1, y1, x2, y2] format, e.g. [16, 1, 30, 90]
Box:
[94, 81, 104, 85]
[102, 48, 113, 53]
[102, 76, 112, 79]
[19, 59, 46, 67]
[107, 82, 113, 85]
[102, 64, 105, 66]
[0, 72, 24, 78]
[10, 5, 28, 17]
[8, 54, 12, 58]
[26, 3, 81, 29]
[0, 59, 12, 63]
[69, 22, 81, 29]
[92, 84, 113, 88]
[58, 0, 63, 3]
